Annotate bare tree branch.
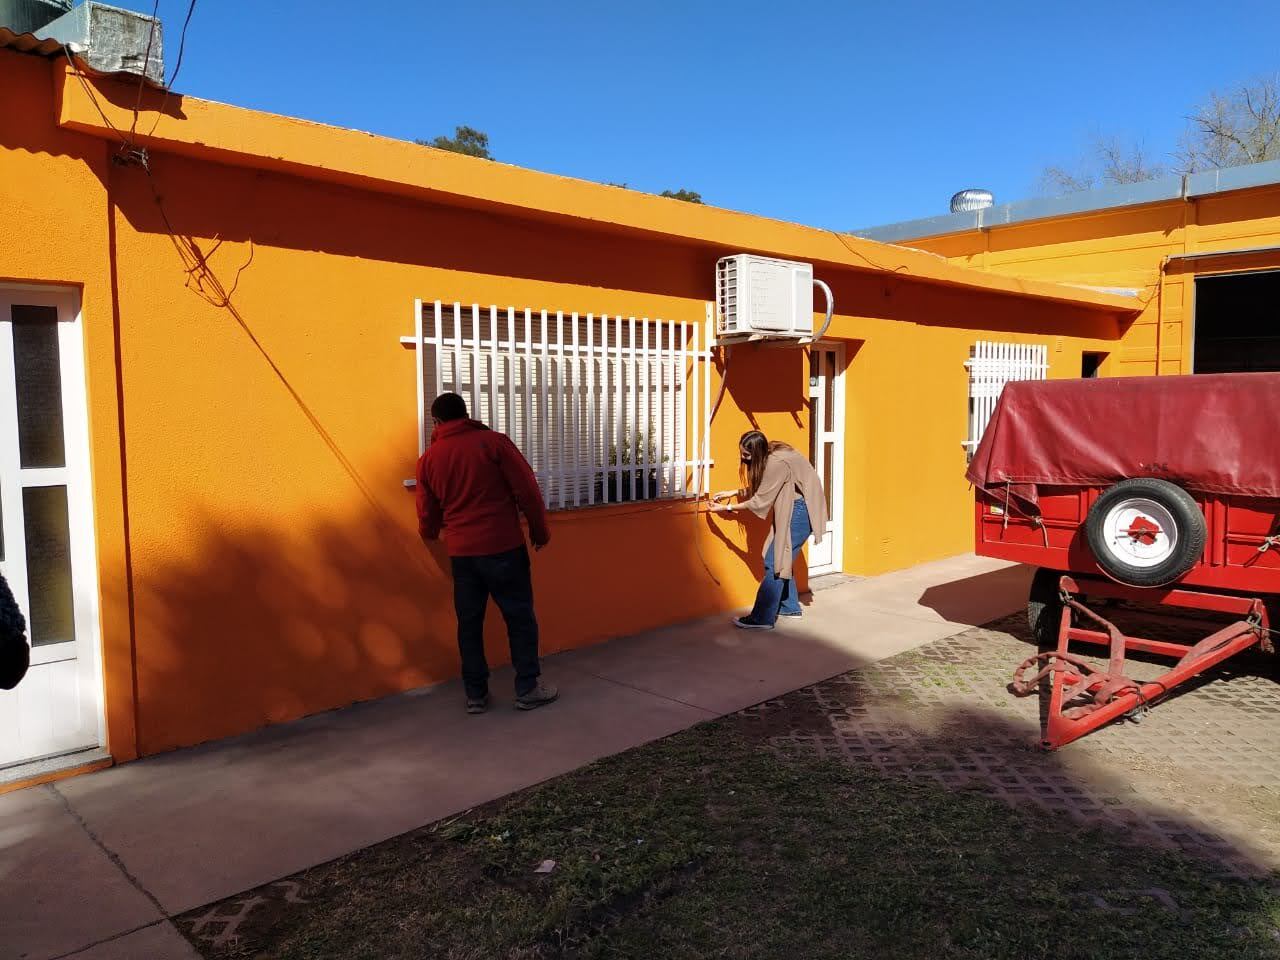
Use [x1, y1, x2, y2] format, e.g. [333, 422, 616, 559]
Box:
[1177, 74, 1280, 171]
[1038, 164, 1095, 196]
[1038, 136, 1164, 196]
[1046, 74, 1280, 191]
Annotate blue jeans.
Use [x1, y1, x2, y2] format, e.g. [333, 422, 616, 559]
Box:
[747, 499, 812, 626]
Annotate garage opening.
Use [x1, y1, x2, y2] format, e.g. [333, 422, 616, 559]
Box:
[1193, 270, 1280, 374]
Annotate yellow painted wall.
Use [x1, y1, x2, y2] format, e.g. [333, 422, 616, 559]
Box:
[819, 274, 1119, 575]
[908, 186, 1280, 377]
[0, 48, 1134, 759]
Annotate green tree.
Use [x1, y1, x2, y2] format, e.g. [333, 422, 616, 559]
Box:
[603, 183, 705, 203]
[417, 126, 492, 159]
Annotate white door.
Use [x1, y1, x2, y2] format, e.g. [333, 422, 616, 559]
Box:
[807, 343, 845, 575]
[0, 287, 103, 769]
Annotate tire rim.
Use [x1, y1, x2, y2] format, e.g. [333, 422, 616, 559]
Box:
[1100, 497, 1178, 569]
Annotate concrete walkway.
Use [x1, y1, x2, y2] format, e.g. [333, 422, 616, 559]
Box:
[0, 554, 1028, 960]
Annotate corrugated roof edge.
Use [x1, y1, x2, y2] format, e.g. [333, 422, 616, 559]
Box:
[852, 157, 1280, 244]
[0, 25, 69, 56]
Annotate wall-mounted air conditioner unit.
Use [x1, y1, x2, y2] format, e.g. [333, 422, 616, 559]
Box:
[716, 254, 815, 342]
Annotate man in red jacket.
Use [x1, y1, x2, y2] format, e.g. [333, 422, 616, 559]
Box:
[417, 393, 558, 714]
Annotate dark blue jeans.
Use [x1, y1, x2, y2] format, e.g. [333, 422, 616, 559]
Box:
[451, 547, 541, 698]
[747, 499, 813, 626]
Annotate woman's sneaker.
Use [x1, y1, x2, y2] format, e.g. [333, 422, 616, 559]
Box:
[466, 694, 490, 715]
[515, 681, 559, 711]
[778, 609, 803, 618]
[733, 617, 773, 630]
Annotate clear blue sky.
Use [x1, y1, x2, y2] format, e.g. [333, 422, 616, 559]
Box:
[126, 0, 1279, 230]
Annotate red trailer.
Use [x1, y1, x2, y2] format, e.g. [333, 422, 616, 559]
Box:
[968, 373, 1280, 749]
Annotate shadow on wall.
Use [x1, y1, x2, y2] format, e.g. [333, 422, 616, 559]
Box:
[116, 485, 751, 757]
[98, 130, 1136, 342]
[92, 62, 188, 121]
[93, 162, 778, 756]
[2, 53, 1139, 348]
[718, 341, 806, 425]
[107, 150, 720, 304]
[0, 53, 109, 174]
[703, 502, 822, 603]
[821, 269, 1134, 341]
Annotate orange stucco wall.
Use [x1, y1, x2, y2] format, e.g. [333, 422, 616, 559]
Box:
[906, 186, 1280, 377]
[0, 51, 137, 760]
[0, 49, 1134, 759]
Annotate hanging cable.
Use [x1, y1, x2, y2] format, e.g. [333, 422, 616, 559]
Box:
[147, 0, 199, 139]
[63, 50, 439, 574]
[828, 229, 913, 276]
[69, 37, 734, 585]
[124, 0, 161, 147]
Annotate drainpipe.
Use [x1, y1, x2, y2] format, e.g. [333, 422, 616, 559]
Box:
[1158, 173, 1196, 376]
[1155, 256, 1167, 376]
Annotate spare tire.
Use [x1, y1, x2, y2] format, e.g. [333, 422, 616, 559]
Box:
[1085, 478, 1205, 587]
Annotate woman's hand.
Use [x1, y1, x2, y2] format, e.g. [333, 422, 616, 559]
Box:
[709, 502, 735, 515]
[711, 490, 737, 504]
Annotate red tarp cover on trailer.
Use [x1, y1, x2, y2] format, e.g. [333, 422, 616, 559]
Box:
[966, 372, 1280, 513]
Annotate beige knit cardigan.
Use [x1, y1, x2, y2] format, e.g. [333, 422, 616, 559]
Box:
[736, 447, 828, 580]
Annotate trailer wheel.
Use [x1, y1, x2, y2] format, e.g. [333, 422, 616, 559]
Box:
[1026, 568, 1065, 650]
[1085, 478, 1205, 588]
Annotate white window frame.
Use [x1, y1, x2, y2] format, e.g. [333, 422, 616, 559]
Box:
[963, 340, 1048, 457]
[403, 299, 715, 509]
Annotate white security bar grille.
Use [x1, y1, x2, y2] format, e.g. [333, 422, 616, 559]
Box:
[963, 340, 1048, 456]
[406, 300, 715, 509]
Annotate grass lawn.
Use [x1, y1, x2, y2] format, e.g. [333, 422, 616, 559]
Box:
[179, 712, 1280, 960]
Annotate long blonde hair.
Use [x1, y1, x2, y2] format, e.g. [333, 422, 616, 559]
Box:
[739, 431, 793, 499]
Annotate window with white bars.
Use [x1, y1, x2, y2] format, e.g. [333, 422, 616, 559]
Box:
[963, 340, 1048, 457]
[406, 300, 714, 510]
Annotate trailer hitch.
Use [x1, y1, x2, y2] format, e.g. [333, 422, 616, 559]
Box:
[1009, 589, 1142, 720]
[1009, 576, 1268, 750]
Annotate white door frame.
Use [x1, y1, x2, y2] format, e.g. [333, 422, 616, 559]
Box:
[0, 284, 105, 769]
[808, 341, 845, 576]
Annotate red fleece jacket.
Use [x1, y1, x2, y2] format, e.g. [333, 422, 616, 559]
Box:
[416, 419, 550, 557]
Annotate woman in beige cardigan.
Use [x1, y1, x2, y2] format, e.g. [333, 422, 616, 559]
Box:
[710, 430, 828, 629]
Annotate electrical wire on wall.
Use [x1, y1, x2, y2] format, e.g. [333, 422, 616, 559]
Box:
[689, 341, 729, 586]
[62, 33, 439, 575]
[828, 229, 914, 276]
[69, 40, 731, 585]
[125, 0, 161, 145]
[70, 23, 844, 592]
[147, 0, 198, 139]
